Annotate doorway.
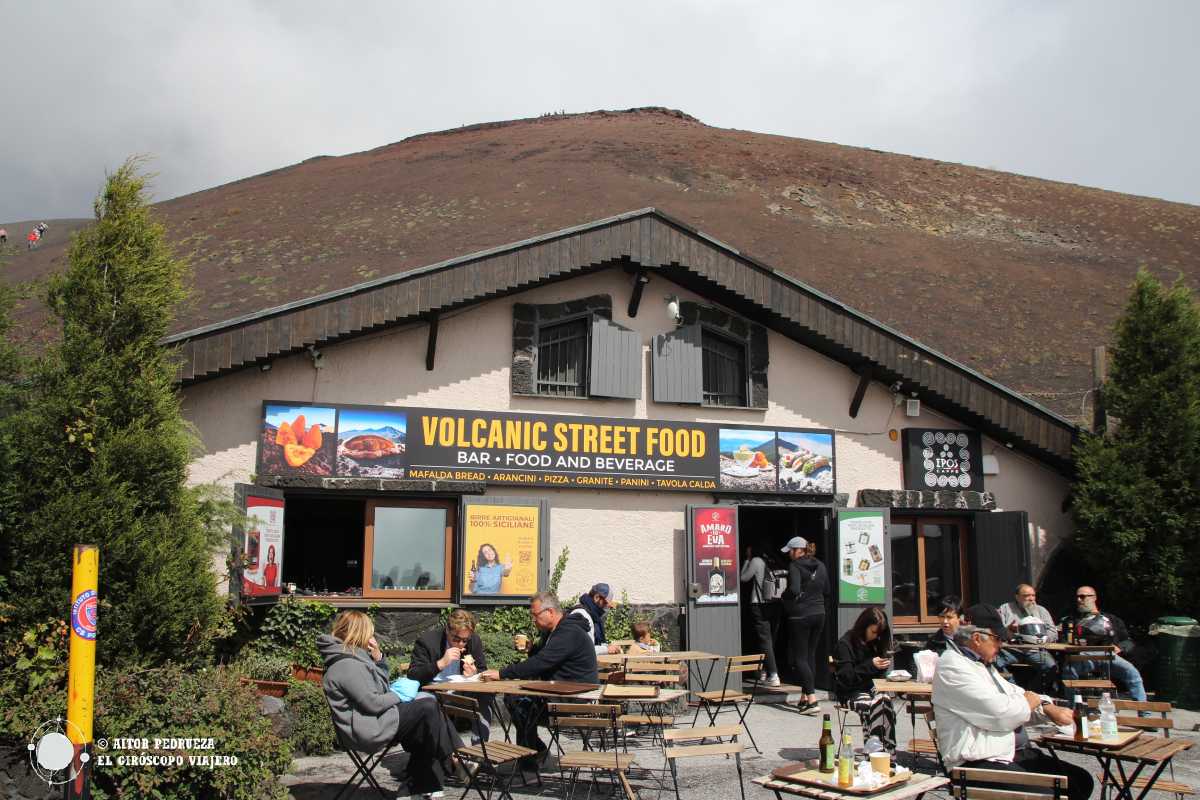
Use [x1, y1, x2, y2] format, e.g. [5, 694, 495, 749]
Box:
[737, 504, 834, 689]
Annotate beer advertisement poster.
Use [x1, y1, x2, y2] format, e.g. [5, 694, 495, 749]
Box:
[242, 494, 284, 597]
[693, 506, 738, 605]
[461, 504, 541, 598]
[837, 509, 886, 604]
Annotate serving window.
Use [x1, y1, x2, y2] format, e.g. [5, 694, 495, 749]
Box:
[890, 515, 969, 625]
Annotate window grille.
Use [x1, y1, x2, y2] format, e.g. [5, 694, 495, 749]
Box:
[536, 317, 589, 397]
[702, 329, 748, 406]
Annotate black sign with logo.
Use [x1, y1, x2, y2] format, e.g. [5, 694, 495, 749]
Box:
[901, 428, 983, 492]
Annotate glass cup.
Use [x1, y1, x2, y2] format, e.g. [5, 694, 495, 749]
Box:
[514, 634, 528, 652]
[869, 751, 891, 777]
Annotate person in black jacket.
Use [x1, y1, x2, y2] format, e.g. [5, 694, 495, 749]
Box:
[833, 606, 897, 752]
[1060, 586, 1147, 702]
[480, 592, 598, 761]
[780, 535, 830, 712]
[923, 595, 963, 655]
[408, 609, 490, 743]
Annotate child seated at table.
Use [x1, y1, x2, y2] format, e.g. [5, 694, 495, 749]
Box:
[631, 621, 660, 652]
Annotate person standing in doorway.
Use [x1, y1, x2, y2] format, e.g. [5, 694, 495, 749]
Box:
[740, 545, 780, 687]
[781, 535, 830, 712]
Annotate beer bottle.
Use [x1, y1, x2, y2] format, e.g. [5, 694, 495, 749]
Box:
[837, 732, 853, 787]
[1073, 694, 1090, 740]
[818, 714, 835, 774]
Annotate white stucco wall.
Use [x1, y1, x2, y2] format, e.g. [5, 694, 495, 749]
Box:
[184, 266, 1072, 604]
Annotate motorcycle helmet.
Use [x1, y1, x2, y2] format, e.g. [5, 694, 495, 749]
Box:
[1016, 616, 1049, 645]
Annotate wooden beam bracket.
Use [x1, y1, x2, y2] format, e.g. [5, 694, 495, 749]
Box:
[627, 270, 650, 318]
[848, 363, 873, 419]
[425, 314, 439, 371]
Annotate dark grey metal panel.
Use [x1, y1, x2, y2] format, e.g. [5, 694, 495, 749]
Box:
[685, 505, 741, 694]
[589, 317, 641, 399]
[971, 510, 1031, 607]
[652, 324, 703, 404]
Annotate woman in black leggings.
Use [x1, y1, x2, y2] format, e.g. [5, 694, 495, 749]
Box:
[781, 536, 829, 712]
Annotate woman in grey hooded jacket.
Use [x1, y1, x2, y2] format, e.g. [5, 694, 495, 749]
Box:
[319, 610, 459, 798]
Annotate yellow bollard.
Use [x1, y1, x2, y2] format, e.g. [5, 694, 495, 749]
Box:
[66, 544, 98, 800]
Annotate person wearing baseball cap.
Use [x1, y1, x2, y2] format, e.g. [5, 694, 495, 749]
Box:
[932, 603, 1093, 800]
[780, 535, 829, 712]
[568, 582, 622, 655]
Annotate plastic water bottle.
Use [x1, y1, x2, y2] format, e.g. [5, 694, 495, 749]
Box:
[863, 735, 884, 754]
[1099, 692, 1119, 740]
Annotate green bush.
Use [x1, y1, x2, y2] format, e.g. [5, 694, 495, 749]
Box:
[91, 664, 291, 800]
[230, 651, 293, 683]
[248, 597, 337, 668]
[284, 678, 336, 756]
[0, 618, 69, 742]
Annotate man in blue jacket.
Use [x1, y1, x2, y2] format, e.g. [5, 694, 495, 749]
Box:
[480, 592, 598, 763]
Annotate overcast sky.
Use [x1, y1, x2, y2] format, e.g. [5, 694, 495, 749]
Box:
[3, 0, 1198, 222]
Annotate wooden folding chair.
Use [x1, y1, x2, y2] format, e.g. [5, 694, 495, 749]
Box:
[828, 656, 862, 743]
[1062, 653, 1116, 697]
[949, 766, 1069, 800]
[663, 724, 746, 800]
[617, 660, 682, 746]
[436, 692, 538, 800]
[546, 703, 636, 798]
[1086, 699, 1195, 799]
[913, 709, 946, 776]
[690, 654, 764, 753]
[330, 722, 395, 800]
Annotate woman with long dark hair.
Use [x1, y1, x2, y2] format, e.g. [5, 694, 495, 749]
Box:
[469, 542, 512, 594]
[833, 606, 897, 752]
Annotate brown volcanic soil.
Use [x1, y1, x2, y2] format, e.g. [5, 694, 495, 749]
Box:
[7, 108, 1200, 424]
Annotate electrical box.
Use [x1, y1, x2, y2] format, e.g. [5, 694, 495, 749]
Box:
[905, 398, 921, 417]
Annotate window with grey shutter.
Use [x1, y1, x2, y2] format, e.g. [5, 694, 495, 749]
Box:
[589, 317, 641, 399]
[536, 317, 590, 397]
[701, 328, 749, 407]
[652, 324, 703, 404]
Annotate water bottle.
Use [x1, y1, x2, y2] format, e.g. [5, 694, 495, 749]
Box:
[1099, 692, 1119, 740]
[863, 735, 884, 754]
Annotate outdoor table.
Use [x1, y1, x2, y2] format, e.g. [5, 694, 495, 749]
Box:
[753, 770, 948, 800]
[872, 679, 934, 755]
[1037, 731, 1193, 800]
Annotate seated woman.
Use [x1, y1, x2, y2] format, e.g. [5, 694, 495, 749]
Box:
[319, 610, 460, 799]
[924, 595, 963, 655]
[833, 606, 898, 753]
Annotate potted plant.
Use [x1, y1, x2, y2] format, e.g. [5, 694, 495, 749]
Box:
[234, 652, 293, 697]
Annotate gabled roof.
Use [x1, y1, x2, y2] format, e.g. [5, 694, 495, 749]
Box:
[166, 208, 1077, 470]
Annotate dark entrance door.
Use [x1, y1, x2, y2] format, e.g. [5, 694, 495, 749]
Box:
[737, 504, 834, 690]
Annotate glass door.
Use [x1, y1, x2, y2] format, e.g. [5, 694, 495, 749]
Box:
[363, 500, 455, 600]
[889, 515, 969, 624]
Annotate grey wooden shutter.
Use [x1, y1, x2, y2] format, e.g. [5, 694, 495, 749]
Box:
[970, 510, 1031, 606]
[589, 317, 641, 399]
[652, 324, 703, 404]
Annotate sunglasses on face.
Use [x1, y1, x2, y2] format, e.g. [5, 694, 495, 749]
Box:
[1076, 594, 1095, 599]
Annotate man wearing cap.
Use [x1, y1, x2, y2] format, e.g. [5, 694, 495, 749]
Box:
[569, 583, 623, 655]
[781, 536, 830, 712]
[932, 604, 1093, 800]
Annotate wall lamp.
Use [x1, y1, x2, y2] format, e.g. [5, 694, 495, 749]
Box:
[665, 294, 682, 326]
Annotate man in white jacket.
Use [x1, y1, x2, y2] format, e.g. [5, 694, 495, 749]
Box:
[932, 604, 1093, 800]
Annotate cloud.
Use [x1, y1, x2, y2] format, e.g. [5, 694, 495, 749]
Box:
[2, 0, 1196, 221]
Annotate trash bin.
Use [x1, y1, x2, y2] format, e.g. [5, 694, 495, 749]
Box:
[1146, 616, 1200, 710]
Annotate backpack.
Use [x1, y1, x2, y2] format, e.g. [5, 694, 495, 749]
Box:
[761, 569, 787, 602]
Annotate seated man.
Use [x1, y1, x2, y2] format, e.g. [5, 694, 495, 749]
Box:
[996, 584, 1058, 690]
[569, 582, 624, 655]
[923, 595, 963, 655]
[408, 608, 490, 743]
[480, 592, 598, 764]
[932, 605, 1093, 800]
[1061, 585, 1147, 702]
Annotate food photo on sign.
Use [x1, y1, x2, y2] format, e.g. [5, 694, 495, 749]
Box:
[776, 430, 834, 493]
[718, 428, 778, 491]
[260, 404, 337, 476]
[336, 407, 407, 478]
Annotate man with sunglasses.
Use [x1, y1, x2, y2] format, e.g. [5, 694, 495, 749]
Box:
[1061, 586, 1147, 702]
[408, 608, 492, 745]
[932, 604, 1093, 800]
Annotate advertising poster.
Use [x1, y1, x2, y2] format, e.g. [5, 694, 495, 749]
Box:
[693, 506, 738, 605]
[838, 509, 886, 604]
[258, 401, 836, 496]
[461, 504, 540, 597]
[901, 428, 983, 491]
[242, 495, 285, 597]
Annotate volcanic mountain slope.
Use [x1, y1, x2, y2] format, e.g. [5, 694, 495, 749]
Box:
[6, 107, 1199, 424]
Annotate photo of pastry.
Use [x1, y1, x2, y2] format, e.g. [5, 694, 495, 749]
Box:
[260, 404, 338, 477]
[776, 431, 834, 494]
[337, 407, 407, 478]
[718, 428, 778, 491]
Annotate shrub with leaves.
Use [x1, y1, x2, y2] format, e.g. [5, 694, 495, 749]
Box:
[284, 678, 336, 756]
[90, 664, 291, 800]
[248, 596, 337, 668]
[0, 618, 69, 741]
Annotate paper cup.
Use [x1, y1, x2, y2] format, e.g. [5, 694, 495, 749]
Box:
[870, 751, 890, 776]
[514, 634, 528, 651]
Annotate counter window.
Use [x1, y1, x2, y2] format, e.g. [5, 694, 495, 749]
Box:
[890, 516, 968, 625]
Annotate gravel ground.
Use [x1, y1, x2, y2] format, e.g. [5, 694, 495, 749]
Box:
[282, 693, 1200, 799]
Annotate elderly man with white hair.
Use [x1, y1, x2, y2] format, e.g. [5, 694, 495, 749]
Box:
[932, 604, 1093, 800]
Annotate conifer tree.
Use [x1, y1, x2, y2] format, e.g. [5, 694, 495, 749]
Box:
[1071, 268, 1200, 624]
[0, 162, 228, 664]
